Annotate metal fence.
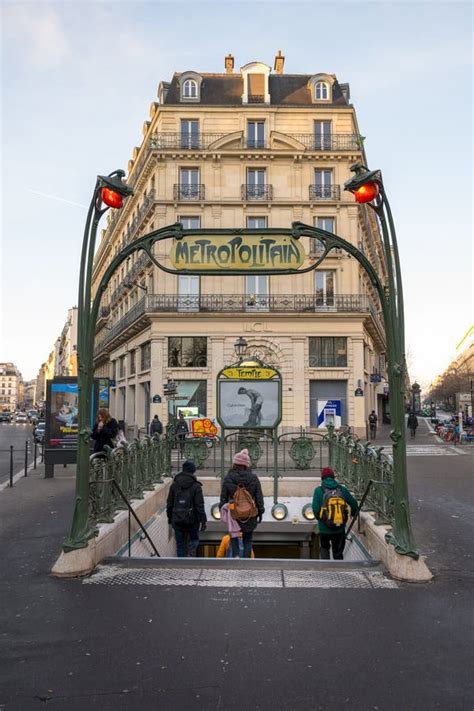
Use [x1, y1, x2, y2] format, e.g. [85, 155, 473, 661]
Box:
[326, 429, 394, 524]
[1, 440, 43, 487]
[85, 428, 395, 530]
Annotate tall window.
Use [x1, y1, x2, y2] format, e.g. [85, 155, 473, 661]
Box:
[311, 217, 335, 255]
[119, 356, 126, 379]
[314, 120, 331, 150]
[315, 271, 335, 307]
[140, 342, 151, 371]
[247, 121, 265, 148]
[179, 216, 201, 229]
[168, 337, 207, 367]
[247, 216, 267, 229]
[246, 275, 269, 311]
[246, 168, 266, 199]
[315, 81, 329, 100]
[183, 79, 197, 98]
[179, 168, 200, 199]
[111, 360, 117, 382]
[309, 337, 347, 367]
[178, 275, 200, 312]
[129, 350, 136, 375]
[181, 119, 199, 149]
[314, 169, 333, 199]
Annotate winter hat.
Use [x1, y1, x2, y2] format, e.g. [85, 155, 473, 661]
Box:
[233, 449, 251, 467]
[321, 467, 335, 479]
[182, 460, 196, 474]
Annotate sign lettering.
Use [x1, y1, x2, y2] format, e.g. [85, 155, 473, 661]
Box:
[171, 235, 305, 271]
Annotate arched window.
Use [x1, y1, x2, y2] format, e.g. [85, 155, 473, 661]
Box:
[183, 79, 198, 98]
[315, 81, 329, 100]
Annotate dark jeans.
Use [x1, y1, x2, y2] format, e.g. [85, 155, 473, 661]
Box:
[177, 434, 186, 455]
[320, 531, 346, 560]
[230, 531, 253, 558]
[369, 425, 377, 439]
[174, 526, 200, 557]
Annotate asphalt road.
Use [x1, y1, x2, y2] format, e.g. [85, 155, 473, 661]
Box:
[0, 428, 472, 710]
[0, 422, 37, 485]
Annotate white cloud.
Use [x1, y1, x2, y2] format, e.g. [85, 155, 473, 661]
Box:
[3, 3, 71, 69]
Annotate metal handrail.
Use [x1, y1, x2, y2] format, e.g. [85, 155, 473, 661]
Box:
[309, 185, 341, 200]
[173, 184, 205, 200]
[112, 479, 160, 557]
[241, 184, 274, 200]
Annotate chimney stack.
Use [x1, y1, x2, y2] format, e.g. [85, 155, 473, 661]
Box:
[225, 54, 234, 74]
[274, 50, 285, 74]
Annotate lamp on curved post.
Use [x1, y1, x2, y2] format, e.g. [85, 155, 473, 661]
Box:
[63, 170, 133, 552]
[344, 163, 418, 558]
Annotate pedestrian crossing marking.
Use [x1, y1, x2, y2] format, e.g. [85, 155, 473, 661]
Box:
[405, 445, 469, 457]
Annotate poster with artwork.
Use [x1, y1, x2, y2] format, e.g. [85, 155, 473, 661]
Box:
[218, 380, 281, 429]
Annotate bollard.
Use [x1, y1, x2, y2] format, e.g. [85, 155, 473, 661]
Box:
[9, 445, 14, 487]
[34, 441, 37, 470]
[24, 440, 29, 477]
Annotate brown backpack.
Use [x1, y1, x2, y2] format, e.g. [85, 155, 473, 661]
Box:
[231, 484, 257, 522]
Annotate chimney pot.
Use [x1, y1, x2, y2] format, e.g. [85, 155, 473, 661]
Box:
[225, 53, 234, 74]
[274, 50, 285, 74]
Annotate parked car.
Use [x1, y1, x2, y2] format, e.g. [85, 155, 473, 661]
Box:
[0, 411, 12, 423]
[34, 421, 46, 443]
[27, 410, 39, 423]
[15, 412, 28, 424]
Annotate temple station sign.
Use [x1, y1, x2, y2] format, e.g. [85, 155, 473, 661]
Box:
[170, 234, 305, 272]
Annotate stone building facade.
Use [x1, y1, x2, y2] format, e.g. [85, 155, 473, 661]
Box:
[92, 54, 388, 438]
[0, 362, 22, 412]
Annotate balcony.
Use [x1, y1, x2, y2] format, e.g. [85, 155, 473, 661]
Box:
[126, 189, 155, 243]
[173, 184, 205, 201]
[152, 133, 227, 150]
[241, 184, 273, 201]
[110, 252, 152, 307]
[289, 134, 361, 151]
[94, 292, 378, 358]
[146, 293, 371, 314]
[309, 185, 341, 201]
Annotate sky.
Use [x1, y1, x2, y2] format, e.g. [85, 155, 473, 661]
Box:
[1, 0, 472, 388]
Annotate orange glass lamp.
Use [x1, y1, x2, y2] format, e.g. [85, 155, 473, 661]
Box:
[98, 172, 133, 209]
[344, 164, 382, 204]
[101, 187, 124, 208]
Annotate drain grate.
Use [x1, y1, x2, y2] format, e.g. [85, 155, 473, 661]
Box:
[83, 565, 397, 589]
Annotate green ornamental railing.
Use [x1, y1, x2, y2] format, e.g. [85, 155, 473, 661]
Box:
[88, 434, 171, 527]
[325, 427, 395, 525]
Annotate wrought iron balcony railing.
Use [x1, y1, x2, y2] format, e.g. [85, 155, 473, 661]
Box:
[289, 134, 361, 151]
[173, 184, 205, 201]
[309, 185, 341, 200]
[126, 189, 155, 243]
[152, 132, 228, 150]
[146, 293, 370, 314]
[241, 184, 273, 201]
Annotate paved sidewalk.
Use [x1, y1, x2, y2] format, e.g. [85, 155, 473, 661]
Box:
[1, 451, 473, 710]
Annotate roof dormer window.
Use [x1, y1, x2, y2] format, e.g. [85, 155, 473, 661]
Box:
[241, 62, 271, 105]
[309, 73, 335, 103]
[178, 72, 203, 103]
[183, 79, 198, 98]
[315, 81, 329, 100]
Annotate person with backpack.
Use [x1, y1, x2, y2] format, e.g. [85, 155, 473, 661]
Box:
[149, 415, 163, 437]
[368, 410, 378, 440]
[175, 412, 189, 455]
[312, 467, 358, 560]
[407, 411, 418, 438]
[219, 448, 264, 558]
[166, 460, 207, 557]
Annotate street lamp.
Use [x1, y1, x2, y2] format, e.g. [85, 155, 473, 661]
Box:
[343, 162, 418, 558]
[63, 170, 133, 552]
[234, 336, 248, 360]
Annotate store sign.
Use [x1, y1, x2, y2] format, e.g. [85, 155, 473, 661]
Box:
[221, 366, 278, 380]
[170, 234, 305, 272]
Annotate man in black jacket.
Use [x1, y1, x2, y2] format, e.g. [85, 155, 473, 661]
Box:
[166, 460, 207, 557]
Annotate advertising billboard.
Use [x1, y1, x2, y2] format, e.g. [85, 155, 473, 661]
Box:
[218, 379, 281, 429]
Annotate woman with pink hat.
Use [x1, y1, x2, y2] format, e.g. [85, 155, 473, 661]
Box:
[219, 448, 264, 558]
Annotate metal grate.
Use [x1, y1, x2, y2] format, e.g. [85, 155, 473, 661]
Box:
[84, 565, 398, 589]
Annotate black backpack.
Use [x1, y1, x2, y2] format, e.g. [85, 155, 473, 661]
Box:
[172, 485, 195, 526]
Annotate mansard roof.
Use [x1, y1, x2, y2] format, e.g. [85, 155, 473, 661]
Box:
[162, 72, 349, 106]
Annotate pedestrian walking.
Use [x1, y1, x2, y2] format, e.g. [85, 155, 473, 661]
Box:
[91, 408, 119, 454]
[166, 460, 207, 557]
[175, 412, 189, 455]
[407, 411, 418, 438]
[312, 467, 358, 560]
[219, 448, 264, 558]
[453, 422, 461, 446]
[368, 410, 378, 440]
[149, 414, 163, 437]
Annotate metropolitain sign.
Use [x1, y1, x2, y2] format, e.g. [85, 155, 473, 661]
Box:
[170, 234, 305, 272]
